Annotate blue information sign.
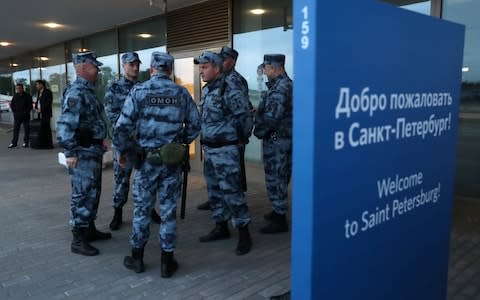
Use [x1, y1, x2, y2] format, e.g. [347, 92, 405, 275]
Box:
[292, 1, 465, 299]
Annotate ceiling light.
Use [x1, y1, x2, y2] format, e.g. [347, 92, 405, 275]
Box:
[138, 33, 153, 39]
[250, 9, 266, 15]
[10, 63, 19, 67]
[43, 22, 63, 29]
[0, 42, 11, 47]
[39, 57, 49, 61]
[462, 67, 470, 72]
[78, 48, 89, 52]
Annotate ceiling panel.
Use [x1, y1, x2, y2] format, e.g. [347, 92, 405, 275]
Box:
[0, 0, 206, 61]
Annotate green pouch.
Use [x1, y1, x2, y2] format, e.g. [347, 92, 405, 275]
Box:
[146, 150, 163, 165]
[159, 143, 187, 167]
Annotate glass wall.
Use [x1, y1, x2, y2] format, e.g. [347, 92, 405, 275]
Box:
[84, 30, 119, 104]
[233, 0, 293, 162]
[0, 60, 12, 124]
[443, 0, 480, 197]
[10, 54, 40, 95]
[41, 44, 66, 104]
[402, 1, 430, 14]
[65, 39, 83, 85]
[383, 0, 431, 15]
[119, 17, 166, 82]
[0, 60, 12, 97]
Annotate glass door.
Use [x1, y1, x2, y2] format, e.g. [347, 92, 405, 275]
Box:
[171, 52, 204, 171]
[173, 56, 199, 167]
[171, 46, 225, 171]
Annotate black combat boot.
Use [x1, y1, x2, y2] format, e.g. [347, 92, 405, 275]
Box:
[270, 291, 291, 300]
[260, 211, 289, 234]
[123, 248, 145, 273]
[196, 200, 210, 210]
[199, 221, 230, 242]
[161, 250, 179, 278]
[264, 210, 275, 221]
[86, 221, 112, 242]
[236, 225, 252, 255]
[151, 209, 161, 224]
[109, 207, 123, 231]
[71, 227, 99, 256]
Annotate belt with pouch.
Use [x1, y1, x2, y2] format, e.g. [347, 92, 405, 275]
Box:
[145, 143, 186, 167]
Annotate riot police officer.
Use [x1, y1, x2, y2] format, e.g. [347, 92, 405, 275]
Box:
[114, 52, 200, 278]
[197, 46, 250, 210]
[254, 54, 292, 234]
[195, 51, 253, 255]
[56, 51, 112, 256]
[105, 52, 161, 231]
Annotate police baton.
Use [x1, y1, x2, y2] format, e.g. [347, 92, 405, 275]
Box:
[180, 144, 190, 219]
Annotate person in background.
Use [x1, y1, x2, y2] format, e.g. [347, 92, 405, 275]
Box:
[34, 79, 53, 148]
[8, 83, 32, 148]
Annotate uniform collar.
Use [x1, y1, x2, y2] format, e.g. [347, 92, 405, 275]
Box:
[120, 76, 136, 85]
[224, 68, 234, 76]
[266, 73, 287, 89]
[206, 74, 225, 90]
[76, 76, 96, 91]
[151, 72, 171, 80]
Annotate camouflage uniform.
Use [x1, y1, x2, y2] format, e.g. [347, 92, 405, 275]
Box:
[254, 55, 293, 217]
[113, 52, 200, 253]
[105, 72, 137, 210]
[225, 69, 248, 96]
[56, 54, 106, 229]
[220, 46, 252, 110]
[197, 53, 253, 229]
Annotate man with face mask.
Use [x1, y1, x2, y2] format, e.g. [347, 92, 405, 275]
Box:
[56, 51, 112, 256]
[105, 52, 161, 231]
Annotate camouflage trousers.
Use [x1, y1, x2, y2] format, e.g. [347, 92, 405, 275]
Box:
[130, 161, 182, 251]
[68, 151, 103, 228]
[263, 137, 292, 215]
[203, 145, 251, 228]
[112, 150, 135, 208]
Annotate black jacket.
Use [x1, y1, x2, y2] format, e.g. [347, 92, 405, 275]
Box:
[10, 92, 33, 117]
[35, 88, 53, 118]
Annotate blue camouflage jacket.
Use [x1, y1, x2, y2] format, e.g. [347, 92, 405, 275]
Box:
[56, 77, 107, 157]
[254, 73, 292, 139]
[225, 68, 253, 111]
[105, 77, 136, 126]
[113, 72, 200, 154]
[200, 75, 253, 145]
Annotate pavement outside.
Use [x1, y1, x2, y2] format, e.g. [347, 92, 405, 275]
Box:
[0, 128, 290, 300]
[0, 125, 479, 300]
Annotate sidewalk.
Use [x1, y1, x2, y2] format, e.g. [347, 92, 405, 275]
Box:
[0, 130, 479, 299]
[0, 132, 290, 299]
